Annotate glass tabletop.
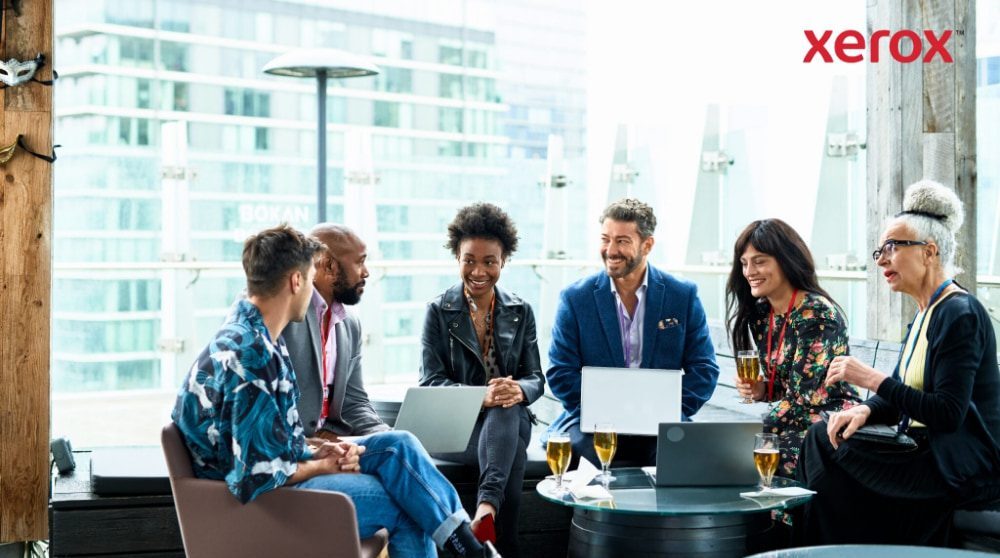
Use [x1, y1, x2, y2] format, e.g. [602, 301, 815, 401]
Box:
[747, 545, 999, 558]
[536, 467, 813, 516]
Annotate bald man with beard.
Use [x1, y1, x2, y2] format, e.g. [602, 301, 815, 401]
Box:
[283, 223, 391, 439]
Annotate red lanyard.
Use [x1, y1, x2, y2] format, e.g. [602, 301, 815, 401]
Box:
[319, 305, 333, 420]
[765, 289, 798, 401]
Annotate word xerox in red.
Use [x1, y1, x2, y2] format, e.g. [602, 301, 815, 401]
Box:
[803, 30, 953, 63]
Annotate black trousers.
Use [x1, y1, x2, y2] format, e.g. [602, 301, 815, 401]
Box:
[434, 405, 531, 558]
[794, 422, 955, 546]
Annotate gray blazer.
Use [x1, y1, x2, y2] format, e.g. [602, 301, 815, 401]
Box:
[282, 298, 389, 437]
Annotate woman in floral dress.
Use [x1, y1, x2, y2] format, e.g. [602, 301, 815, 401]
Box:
[726, 219, 861, 477]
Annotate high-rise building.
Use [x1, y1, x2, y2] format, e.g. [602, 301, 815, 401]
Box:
[52, 0, 588, 443]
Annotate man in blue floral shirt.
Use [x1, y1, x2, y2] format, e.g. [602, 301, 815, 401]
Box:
[172, 224, 498, 558]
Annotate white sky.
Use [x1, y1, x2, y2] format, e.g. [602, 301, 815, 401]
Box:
[584, 1, 867, 263]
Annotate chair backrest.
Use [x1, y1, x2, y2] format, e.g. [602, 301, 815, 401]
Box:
[161, 424, 372, 558]
[162, 422, 194, 479]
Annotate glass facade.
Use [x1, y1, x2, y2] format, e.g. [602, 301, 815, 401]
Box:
[52, 0, 589, 445]
[50, 1, 999, 446]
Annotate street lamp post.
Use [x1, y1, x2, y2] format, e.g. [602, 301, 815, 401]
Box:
[263, 48, 379, 223]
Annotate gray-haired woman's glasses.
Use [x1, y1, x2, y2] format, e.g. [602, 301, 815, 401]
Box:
[872, 239, 928, 262]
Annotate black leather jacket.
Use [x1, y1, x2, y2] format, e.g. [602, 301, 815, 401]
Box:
[420, 283, 545, 405]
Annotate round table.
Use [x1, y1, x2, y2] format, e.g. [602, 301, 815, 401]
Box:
[536, 467, 813, 558]
[746, 545, 998, 558]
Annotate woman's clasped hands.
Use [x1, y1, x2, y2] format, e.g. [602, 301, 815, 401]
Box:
[484, 376, 524, 408]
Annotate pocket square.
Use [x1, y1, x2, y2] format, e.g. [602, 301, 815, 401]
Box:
[658, 318, 679, 330]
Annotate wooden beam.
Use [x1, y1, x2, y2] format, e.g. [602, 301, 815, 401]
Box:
[867, 0, 908, 342]
[953, 0, 977, 293]
[0, 0, 53, 543]
[866, 0, 976, 341]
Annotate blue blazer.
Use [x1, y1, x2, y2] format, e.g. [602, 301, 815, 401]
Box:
[546, 265, 720, 436]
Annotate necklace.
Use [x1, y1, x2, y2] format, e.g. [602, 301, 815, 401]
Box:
[470, 306, 492, 328]
[465, 288, 496, 360]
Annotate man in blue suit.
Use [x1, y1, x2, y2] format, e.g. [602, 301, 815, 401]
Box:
[546, 198, 720, 465]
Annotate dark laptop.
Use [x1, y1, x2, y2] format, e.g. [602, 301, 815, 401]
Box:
[654, 422, 762, 486]
[90, 446, 171, 495]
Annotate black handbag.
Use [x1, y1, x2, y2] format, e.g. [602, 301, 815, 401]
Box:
[847, 424, 919, 453]
[821, 411, 919, 453]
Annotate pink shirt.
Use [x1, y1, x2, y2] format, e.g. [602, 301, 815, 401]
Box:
[312, 289, 347, 421]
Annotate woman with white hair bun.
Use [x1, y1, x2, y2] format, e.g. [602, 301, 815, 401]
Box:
[794, 180, 1000, 545]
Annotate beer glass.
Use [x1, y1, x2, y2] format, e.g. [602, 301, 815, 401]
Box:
[546, 434, 572, 495]
[593, 423, 617, 485]
[736, 350, 761, 404]
[753, 433, 780, 489]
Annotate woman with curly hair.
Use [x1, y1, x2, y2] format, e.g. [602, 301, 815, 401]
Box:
[726, 219, 861, 478]
[420, 203, 544, 557]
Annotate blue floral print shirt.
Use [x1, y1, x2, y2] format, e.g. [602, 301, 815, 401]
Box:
[171, 299, 312, 504]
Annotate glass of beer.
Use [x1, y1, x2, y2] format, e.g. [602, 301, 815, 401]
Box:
[753, 433, 780, 489]
[546, 434, 572, 495]
[736, 350, 761, 404]
[593, 423, 617, 485]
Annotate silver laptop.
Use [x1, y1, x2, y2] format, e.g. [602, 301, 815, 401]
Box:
[580, 367, 684, 435]
[393, 386, 487, 453]
[654, 422, 762, 486]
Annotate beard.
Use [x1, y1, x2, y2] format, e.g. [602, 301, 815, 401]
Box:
[602, 252, 641, 279]
[332, 262, 364, 305]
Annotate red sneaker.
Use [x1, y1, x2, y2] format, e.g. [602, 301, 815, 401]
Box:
[471, 513, 496, 544]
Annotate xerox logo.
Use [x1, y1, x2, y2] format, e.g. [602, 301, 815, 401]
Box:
[803, 30, 954, 63]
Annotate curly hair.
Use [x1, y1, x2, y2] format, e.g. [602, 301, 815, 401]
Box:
[445, 203, 520, 259]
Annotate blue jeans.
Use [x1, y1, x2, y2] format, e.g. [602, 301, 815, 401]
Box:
[296, 430, 469, 558]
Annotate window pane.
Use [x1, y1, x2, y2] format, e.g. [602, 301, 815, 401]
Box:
[52, 0, 875, 448]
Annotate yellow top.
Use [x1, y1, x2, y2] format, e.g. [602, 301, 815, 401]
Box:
[898, 294, 951, 428]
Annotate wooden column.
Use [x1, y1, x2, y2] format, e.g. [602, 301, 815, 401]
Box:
[0, 0, 53, 543]
[866, 0, 976, 342]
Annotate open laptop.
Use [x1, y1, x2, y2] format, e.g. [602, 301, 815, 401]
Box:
[393, 386, 487, 453]
[653, 422, 762, 486]
[580, 367, 684, 435]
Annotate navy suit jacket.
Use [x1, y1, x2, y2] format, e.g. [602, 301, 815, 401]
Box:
[546, 265, 720, 436]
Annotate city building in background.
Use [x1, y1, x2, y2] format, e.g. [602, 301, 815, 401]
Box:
[52, 0, 587, 409]
[50, 0, 1000, 445]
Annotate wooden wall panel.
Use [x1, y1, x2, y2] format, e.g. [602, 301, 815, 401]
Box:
[0, 0, 53, 543]
[921, 0, 955, 133]
[954, 0, 977, 291]
[867, 0, 909, 342]
[867, 0, 976, 340]
[923, 132, 956, 186]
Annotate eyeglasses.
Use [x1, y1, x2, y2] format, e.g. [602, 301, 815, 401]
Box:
[871, 239, 928, 262]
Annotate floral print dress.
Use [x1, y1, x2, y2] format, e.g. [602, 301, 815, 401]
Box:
[750, 292, 861, 477]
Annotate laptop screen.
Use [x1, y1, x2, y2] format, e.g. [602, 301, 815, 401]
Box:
[580, 367, 683, 435]
[655, 422, 762, 486]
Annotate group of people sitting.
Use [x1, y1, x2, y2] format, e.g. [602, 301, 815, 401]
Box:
[171, 180, 1000, 558]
